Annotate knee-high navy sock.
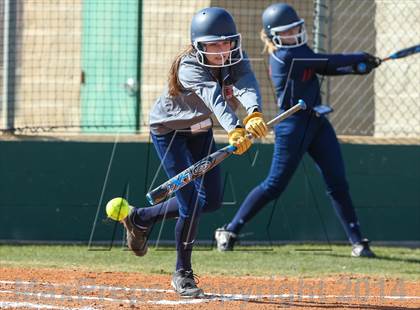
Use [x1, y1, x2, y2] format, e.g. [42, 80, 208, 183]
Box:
[328, 189, 362, 244]
[175, 215, 199, 271]
[133, 197, 179, 228]
[227, 185, 273, 234]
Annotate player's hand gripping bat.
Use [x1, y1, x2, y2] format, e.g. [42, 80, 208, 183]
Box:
[338, 44, 420, 74]
[146, 100, 307, 205]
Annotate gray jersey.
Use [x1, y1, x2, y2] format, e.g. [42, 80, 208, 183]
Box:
[149, 51, 262, 135]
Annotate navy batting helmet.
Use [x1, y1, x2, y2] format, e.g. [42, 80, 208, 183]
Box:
[190, 7, 243, 67]
[262, 3, 307, 48]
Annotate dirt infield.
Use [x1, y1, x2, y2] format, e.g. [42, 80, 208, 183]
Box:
[0, 267, 419, 309]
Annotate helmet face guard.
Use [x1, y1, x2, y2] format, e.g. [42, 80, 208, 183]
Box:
[190, 7, 243, 67]
[193, 33, 243, 67]
[262, 3, 307, 49]
[271, 21, 307, 48]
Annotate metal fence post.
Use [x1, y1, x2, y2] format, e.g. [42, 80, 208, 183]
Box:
[2, 0, 10, 130]
[313, 0, 330, 105]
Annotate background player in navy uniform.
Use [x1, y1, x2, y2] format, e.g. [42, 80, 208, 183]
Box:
[215, 3, 381, 258]
[118, 7, 267, 298]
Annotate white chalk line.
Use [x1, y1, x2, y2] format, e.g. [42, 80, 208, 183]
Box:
[0, 300, 95, 309]
[1, 279, 419, 306]
[0, 280, 173, 294]
[0, 289, 207, 306]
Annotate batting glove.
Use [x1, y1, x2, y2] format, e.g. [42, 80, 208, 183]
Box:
[355, 52, 382, 74]
[364, 52, 382, 68]
[228, 127, 252, 155]
[243, 112, 268, 138]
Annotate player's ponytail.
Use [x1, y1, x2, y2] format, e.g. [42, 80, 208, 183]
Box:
[168, 45, 194, 97]
[260, 29, 277, 55]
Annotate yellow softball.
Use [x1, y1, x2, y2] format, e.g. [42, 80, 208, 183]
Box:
[105, 197, 131, 221]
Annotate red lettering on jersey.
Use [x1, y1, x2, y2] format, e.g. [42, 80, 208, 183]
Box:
[302, 68, 315, 81]
[223, 84, 233, 100]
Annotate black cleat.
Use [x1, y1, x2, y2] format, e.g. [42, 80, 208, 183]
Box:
[214, 225, 237, 252]
[352, 238, 376, 258]
[121, 208, 148, 256]
[171, 269, 204, 298]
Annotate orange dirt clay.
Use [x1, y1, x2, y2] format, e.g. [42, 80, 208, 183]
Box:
[0, 267, 419, 309]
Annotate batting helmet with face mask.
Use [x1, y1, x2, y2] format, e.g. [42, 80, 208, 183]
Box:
[262, 3, 307, 49]
[190, 7, 243, 67]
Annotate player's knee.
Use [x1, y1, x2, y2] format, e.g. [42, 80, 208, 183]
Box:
[261, 178, 285, 199]
[326, 182, 349, 196]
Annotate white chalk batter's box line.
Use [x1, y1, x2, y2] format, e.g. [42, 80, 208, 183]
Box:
[0, 279, 419, 307]
[0, 301, 95, 309]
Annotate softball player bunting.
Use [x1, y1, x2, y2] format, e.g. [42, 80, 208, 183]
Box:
[215, 3, 380, 258]
[118, 7, 267, 297]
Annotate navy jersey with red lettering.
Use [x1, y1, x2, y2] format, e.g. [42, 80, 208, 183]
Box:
[269, 44, 367, 109]
[223, 43, 376, 248]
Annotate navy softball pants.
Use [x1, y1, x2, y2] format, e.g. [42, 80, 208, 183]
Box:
[133, 129, 222, 271]
[227, 111, 363, 244]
